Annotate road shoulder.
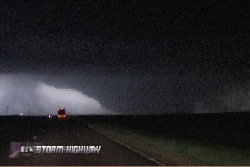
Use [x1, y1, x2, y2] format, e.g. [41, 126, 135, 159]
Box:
[89, 124, 203, 166]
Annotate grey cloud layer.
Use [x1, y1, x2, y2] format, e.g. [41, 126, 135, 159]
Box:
[1, 73, 249, 115]
[0, 75, 112, 115]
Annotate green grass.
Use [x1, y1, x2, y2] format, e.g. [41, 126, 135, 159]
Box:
[98, 123, 250, 165]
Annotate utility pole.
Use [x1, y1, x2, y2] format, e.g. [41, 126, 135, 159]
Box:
[6, 107, 9, 115]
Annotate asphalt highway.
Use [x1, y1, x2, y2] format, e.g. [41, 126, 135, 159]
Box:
[0, 116, 158, 166]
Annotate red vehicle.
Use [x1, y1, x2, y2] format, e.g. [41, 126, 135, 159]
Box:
[57, 108, 67, 119]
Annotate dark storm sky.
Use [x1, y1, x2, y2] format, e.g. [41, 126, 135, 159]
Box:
[0, 0, 250, 114]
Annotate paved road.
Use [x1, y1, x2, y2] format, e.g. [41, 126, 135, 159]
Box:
[0, 117, 158, 166]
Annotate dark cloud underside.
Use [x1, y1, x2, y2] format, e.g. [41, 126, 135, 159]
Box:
[0, 1, 250, 114]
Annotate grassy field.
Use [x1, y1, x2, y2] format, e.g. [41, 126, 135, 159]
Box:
[95, 123, 250, 166]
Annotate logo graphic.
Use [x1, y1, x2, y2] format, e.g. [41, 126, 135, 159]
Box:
[9, 142, 102, 158]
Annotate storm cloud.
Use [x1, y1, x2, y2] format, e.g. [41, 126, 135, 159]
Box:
[0, 74, 112, 115]
[1, 72, 250, 115]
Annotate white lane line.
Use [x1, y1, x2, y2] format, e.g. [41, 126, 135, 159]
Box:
[88, 125, 166, 166]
